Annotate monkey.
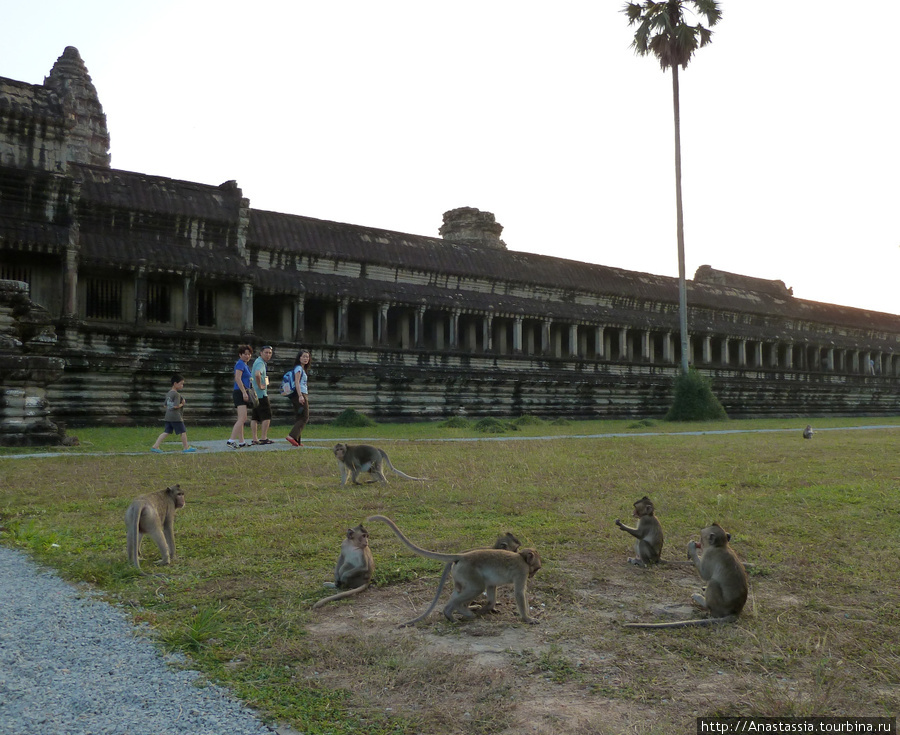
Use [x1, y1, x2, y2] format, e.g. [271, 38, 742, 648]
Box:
[312, 524, 375, 609]
[365, 515, 541, 626]
[493, 532, 521, 552]
[333, 443, 427, 486]
[803, 424, 814, 439]
[623, 523, 749, 629]
[125, 484, 185, 574]
[615, 496, 663, 567]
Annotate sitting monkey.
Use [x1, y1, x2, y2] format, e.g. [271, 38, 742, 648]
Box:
[624, 522, 749, 629]
[615, 496, 663, 567]
[312, 524, 375, 609]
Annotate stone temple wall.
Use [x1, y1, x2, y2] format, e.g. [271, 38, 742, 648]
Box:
[38, 329, 900, 430]
[0, 280, 67, 445]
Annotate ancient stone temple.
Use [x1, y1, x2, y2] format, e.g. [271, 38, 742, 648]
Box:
[1, 47, 899, 431]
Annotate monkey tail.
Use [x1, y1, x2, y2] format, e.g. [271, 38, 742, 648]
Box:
[312, 583, 369, 609]
[378, 451, 428, 482]
[365, 515, 458, 563]
[399, 562, 453, 627]
[125, 506, 142, 571]
[622, 614, 738, 629]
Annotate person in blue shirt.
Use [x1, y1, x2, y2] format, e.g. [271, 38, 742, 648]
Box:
[227, 345, 253, 449]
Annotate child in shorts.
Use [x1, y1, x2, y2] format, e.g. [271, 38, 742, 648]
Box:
[151, 373, 197, 453]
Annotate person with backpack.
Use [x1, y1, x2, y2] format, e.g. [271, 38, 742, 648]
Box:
[284, 349, 311, 447]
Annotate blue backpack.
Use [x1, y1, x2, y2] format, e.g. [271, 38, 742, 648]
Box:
[280, 368, 296, 396]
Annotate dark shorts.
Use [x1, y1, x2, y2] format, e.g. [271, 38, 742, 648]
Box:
[164, 421, 186, 435]
[233, 388, 249, 408]
[251, 395, 272, 422]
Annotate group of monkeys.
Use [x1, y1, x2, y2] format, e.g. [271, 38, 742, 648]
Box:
[124, 444, 749, 629]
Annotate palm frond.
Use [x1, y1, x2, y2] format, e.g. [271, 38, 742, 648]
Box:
[690, 0, 722, 26]
[622, 0, 720, 70]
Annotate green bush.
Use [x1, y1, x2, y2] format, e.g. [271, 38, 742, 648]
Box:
[439, 416, 472, 429]
[331, 409, 377, 428]
[511, 414, 545, 427]
[628, 418, 658, 429]
[474, 417, 517, 433]
[665, 368, 728, 422]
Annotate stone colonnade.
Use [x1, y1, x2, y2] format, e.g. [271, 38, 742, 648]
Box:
[239, 290, 898, 377]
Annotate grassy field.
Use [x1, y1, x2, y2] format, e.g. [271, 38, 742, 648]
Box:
[1, 415, 899, 734]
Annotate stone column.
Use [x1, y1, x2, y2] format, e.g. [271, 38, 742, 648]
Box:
[513, 317, 523, 354]
[63, 239, 79, 318]
[415, 306, 425, 348]
[595, 326, 605, 359]
[483, 316, 493, 353]
[378, 304, 389, 345]
[450, 310, 459, 349]
[542, 320, 551, 356]
[641, 330, 651, 362]
[738, 340, 747, 367]
[664, 332, 674, 363]
[293, 295, 305, 342]
[134, 266, 147, 327]
[241, 282, 254, 335]
[569, 324, 579, 357]
[182, 271, 197, 330]
[337, 298, 349, 343]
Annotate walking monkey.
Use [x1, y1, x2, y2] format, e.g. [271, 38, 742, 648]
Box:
[366, 515, 541, 626]
[125, 484, 185, 573]
[332, 443, 427, 486]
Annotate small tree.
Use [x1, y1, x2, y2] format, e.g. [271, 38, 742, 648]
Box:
[665, 368, 727, 421]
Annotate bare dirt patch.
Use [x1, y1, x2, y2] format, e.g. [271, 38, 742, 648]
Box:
[299, 555, 793, 734]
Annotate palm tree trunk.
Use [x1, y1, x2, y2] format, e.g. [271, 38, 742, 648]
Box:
[671, 63, 690, 374]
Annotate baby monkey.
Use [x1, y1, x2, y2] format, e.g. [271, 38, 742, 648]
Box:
[312, 524, 375, 609]
[615, 496, 663, 567]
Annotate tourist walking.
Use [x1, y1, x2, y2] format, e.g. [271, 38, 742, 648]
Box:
[150, 373, 197, 453]
[227, 345, 253, 449]
[250, 345, 274, 445]
[286, 349, 311, 447]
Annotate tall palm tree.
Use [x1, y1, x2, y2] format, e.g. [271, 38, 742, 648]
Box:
[623, 0, 721, 374]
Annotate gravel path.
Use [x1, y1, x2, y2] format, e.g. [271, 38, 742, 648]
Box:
[0, 546, 280, 735]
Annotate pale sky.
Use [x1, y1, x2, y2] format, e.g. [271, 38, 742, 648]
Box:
[3, 1, 898, 315]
